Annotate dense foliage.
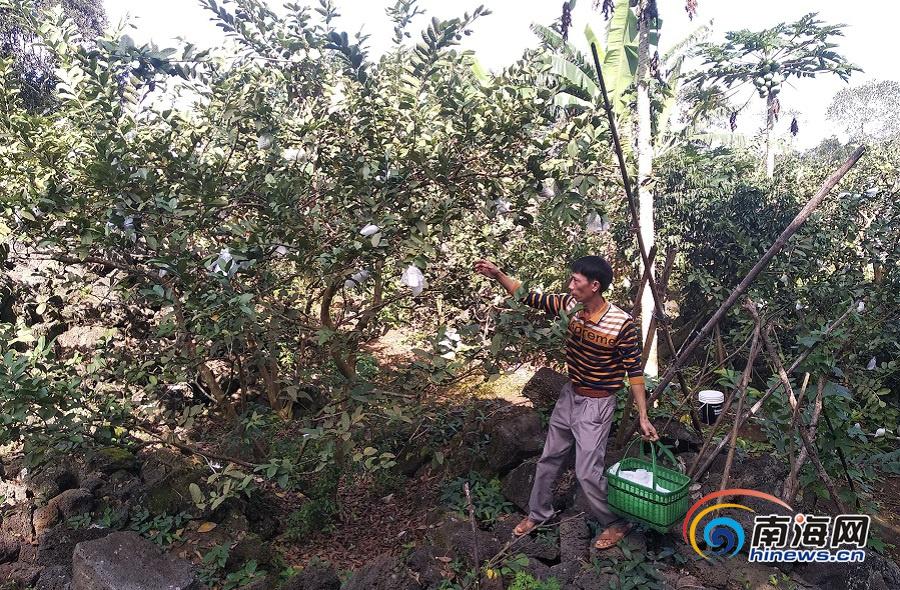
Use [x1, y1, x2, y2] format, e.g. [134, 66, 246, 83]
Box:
[0, 0, 897, 532]
[0, 0, 631, 501]
[0, 0, 105, 110]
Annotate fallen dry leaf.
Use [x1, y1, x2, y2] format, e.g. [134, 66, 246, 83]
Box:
[197, 522, 217, 533]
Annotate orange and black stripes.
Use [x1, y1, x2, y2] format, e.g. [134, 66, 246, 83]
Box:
[514, 284, 644, 392]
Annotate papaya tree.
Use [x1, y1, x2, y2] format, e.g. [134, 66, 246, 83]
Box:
[689, 13, 859, 177]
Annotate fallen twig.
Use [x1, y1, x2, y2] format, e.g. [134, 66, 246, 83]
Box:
[131, 423, 258, 469]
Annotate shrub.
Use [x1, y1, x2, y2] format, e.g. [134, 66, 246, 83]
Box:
[440, 471, 513, 526]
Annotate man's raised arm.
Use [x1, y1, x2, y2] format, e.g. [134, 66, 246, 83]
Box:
[474, 259, 574, 316]
[473, 259, 520, 295]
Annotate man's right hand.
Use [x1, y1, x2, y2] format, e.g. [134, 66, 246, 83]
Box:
[474, 259, 500, 279]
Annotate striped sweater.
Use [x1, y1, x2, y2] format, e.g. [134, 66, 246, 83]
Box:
[513, 283, 645, 391]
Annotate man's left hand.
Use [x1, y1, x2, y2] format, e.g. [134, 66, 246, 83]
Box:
[639, 417, 659, 441]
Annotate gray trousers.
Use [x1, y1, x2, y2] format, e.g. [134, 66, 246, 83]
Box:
[527, 381, 618, 526]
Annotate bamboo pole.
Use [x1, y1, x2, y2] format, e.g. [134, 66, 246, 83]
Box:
[617, 246, 703, 447]
[690, 301, 858, 480]
[590, 43, 704, 437]
[718, 300, 763, 494]
[631, 245, 658, 316]
[789, 378, 843, 509]
[622, 145, 866, 442]
[763, 333, 849, 512]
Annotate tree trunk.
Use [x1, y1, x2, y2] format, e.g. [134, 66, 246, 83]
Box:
[765, 93, 776, 178]
[636, 0, 657, 376]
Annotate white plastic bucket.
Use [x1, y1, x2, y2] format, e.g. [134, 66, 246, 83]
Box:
[697, 390, 724, 425]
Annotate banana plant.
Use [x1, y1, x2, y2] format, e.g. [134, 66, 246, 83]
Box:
[533, 11, 709, 155]
[531, 0, 641, 119]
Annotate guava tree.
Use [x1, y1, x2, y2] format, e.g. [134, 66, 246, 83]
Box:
[0, 0, 622, 486]
[0, 0, 105, 111]
[689, 13, 859, 177]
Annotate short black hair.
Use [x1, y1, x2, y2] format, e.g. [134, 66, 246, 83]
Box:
[571, 255, 613, 292]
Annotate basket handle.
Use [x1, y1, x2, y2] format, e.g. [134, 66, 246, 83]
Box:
[622, 437, 672, 461]
[610, 436, 641, 476]
[653, 440, 678, 468]
[621, 438, 678, 485]
[621, 435, 646, 458]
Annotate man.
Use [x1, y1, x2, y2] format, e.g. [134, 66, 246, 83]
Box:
[473, 255, 658, 549]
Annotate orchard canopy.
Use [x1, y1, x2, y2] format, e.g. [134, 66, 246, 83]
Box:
[0, 0, 899, 586]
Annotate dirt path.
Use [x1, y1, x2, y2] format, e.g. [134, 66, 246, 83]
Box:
[278, 472, 442, 571]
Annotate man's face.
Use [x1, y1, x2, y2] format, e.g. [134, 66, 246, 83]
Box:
[568, 272, 600, 302]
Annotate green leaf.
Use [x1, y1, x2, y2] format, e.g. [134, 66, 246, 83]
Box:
[189, 483, 204, 505]
[469, 56, 492, 86]
[553, 92, 593, 110]
[602, 0, 639, 114]
[823, 381, 852, 399]
[316, 329, 335, 345]
[585, 23, 603, 62]
[797, 334, 822, 348]
[548, 55, 600, 99]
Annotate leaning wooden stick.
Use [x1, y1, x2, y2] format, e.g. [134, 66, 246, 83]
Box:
[622, 144, 867, 442]
[765, 338, 849, 511]
[638, 248, 706, 437]
[688, 322, 762, 478]
[639, 247, 676, 363]
[618, 247, 703, 447]
[590, 42, 666, 320]
[691, 300, 858, 480]
[718, 300, 763, 495]
[821, 409, 859, 508]
[590, 43, 703, 437]
[630, 244, 658, 316]
[788, 377, 850, 513]
[784, 377, 825, 500]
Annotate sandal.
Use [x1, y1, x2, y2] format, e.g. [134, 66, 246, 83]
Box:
[593, 521, 634, 549]
[513, 517, 538, 537]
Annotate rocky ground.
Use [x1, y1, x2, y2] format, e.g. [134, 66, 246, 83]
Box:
[1, 368, 899, 589]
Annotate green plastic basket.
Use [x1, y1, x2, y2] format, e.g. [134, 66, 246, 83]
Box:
[606, 439, 691, 533]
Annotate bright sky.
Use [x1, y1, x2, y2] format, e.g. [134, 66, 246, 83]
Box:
[104, 0, 897, 149]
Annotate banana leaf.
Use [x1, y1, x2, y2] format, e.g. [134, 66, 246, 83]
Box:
[602, 0, 638, 115]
